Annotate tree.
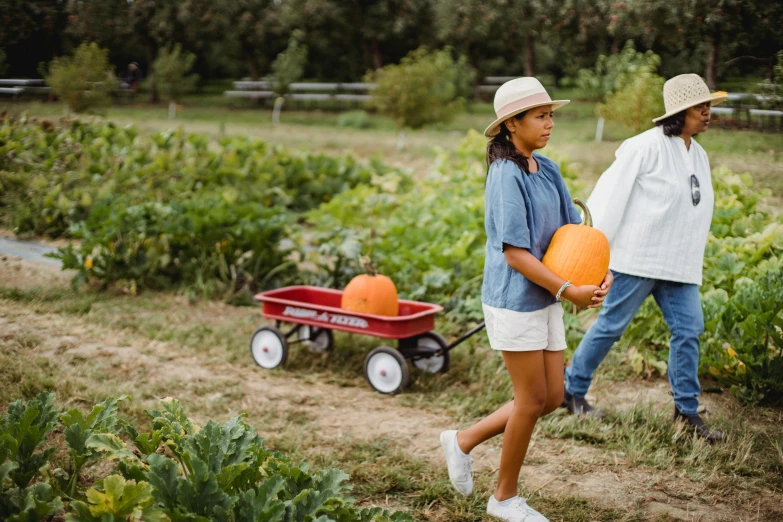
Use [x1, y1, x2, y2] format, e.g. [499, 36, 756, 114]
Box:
[576, 40, 662, 101]
[598, 73, 665, 132]
[433, 0, 502, 72]
[124, 0, 188, 102]
[198, 0, 282, 81]
[271, 32, 308, 97]
[46, 42, 115, 114]
[66, 0, 133, 52]
[0, 0, 68, 77]
[152, 44, 199, 118]
[367, 47, 471, 148]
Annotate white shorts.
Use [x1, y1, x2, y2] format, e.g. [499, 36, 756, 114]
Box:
[482, 303, 567, 352]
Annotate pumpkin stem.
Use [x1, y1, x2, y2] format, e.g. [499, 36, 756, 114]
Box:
[359, 255, 378, 277]
[573, 198, 593, 228]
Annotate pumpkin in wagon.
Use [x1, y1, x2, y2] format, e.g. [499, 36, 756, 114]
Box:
[341, 256, 399, 316]
[542, 198, 610, 287]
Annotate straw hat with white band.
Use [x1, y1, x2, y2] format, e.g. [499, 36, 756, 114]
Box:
[652, 74, 728, 123]
[484, 77, 570, 137]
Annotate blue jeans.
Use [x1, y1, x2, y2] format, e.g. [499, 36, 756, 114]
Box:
[565, 271, 703, 415]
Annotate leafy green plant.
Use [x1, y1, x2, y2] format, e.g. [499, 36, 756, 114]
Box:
[60, 396, 128, 497]
[66, 475, 164, 522]
[702, 269, 783, 404]
[45, 42, 115, 114]
[0, 393, 63, 520]
[1, 394, 412, 521]
[0, 116, 402, 296]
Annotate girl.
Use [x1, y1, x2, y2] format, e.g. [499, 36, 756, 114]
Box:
[440, 77, 612, 522]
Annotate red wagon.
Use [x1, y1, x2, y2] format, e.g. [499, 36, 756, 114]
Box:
[252, 285, 485, 394]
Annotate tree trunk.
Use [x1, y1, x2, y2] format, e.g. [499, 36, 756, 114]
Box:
[371, 39, 382, 70]
[705, 29, 720, 90]
[147, 41, 159, 103]
[243, 43, 259, 81]
[524, 33, 535, 77]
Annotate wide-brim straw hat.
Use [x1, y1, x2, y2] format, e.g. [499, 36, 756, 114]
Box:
[484, 77, 569, 137]
[652, 74, 728, 123]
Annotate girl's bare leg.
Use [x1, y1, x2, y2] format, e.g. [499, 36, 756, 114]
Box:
[457, 350, 565, 454]
[494, 350, 548, 501]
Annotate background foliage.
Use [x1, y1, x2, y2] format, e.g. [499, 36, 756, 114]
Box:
[2, 0, 781, 94]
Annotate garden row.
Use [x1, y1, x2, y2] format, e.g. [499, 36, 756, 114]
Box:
[0, 392, 410, 521]
[1, 116, 781, 404]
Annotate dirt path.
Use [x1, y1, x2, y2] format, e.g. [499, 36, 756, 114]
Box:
[0, 254, 779, 521]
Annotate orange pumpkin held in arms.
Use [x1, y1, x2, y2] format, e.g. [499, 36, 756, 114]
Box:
[542, 198, 610, 287]
[341, 256, 399, 316]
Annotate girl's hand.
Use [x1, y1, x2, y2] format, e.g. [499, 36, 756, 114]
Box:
[562, 285, 601, 308]
[588, 271, 614, 309]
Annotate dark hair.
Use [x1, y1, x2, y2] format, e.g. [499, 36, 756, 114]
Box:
[486, 111, 531, 174]
[655, 110, 685, 136]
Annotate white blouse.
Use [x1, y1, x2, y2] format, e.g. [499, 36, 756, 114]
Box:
[586, 126, 714, 285]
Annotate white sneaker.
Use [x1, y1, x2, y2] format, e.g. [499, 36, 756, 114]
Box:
[439, 430, 473, 495]
[487, 496, 549, 522]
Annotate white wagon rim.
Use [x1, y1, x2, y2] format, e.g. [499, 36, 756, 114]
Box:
[366, 352, 404, 393]
[298, 325, 330, 353]
[251, 329, 284, 368]
[412, 335, 446, 373]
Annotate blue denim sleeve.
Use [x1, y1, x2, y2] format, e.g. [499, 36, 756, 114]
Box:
[489, 160, 531, 251]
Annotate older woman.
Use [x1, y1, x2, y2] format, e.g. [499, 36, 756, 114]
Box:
[563, 74, 727, 443]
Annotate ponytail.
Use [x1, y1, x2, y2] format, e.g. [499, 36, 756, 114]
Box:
[486, 111, 530, 174]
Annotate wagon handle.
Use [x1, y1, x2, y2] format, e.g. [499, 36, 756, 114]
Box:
[445, 321, 486, 352]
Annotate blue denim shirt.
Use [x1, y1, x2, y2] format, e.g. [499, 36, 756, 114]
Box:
[481, 156, 582, 312]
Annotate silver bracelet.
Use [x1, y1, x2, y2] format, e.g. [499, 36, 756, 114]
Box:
[555, 281, 572, 302]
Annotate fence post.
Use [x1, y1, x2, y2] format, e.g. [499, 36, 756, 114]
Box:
[595, 117, 605, 142]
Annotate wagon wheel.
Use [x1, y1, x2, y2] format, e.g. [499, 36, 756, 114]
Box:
[364, 346, 409, 395]
[410, 332, 450, 374]
[249, 326, 288, 369]
[297, 325, 334, 353]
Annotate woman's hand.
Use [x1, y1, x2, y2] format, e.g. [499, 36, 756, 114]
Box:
[587, 271, 614, 309]
[562, 285, 601, 308]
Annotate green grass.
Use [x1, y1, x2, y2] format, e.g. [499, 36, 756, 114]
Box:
[3, 283, 781, 498]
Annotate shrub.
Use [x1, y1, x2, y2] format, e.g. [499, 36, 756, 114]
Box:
[45, 42, 115, 114]
[366, 47, 473, 131]
[598, 73, 665, 132]
[337, 110, 373, 129]
[271, 31, 308, 97]
[152, 43, 199, 104]
[575, 40, 662, 102]
[0, 116, 402, 296]
[702, 269, 783, 405]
